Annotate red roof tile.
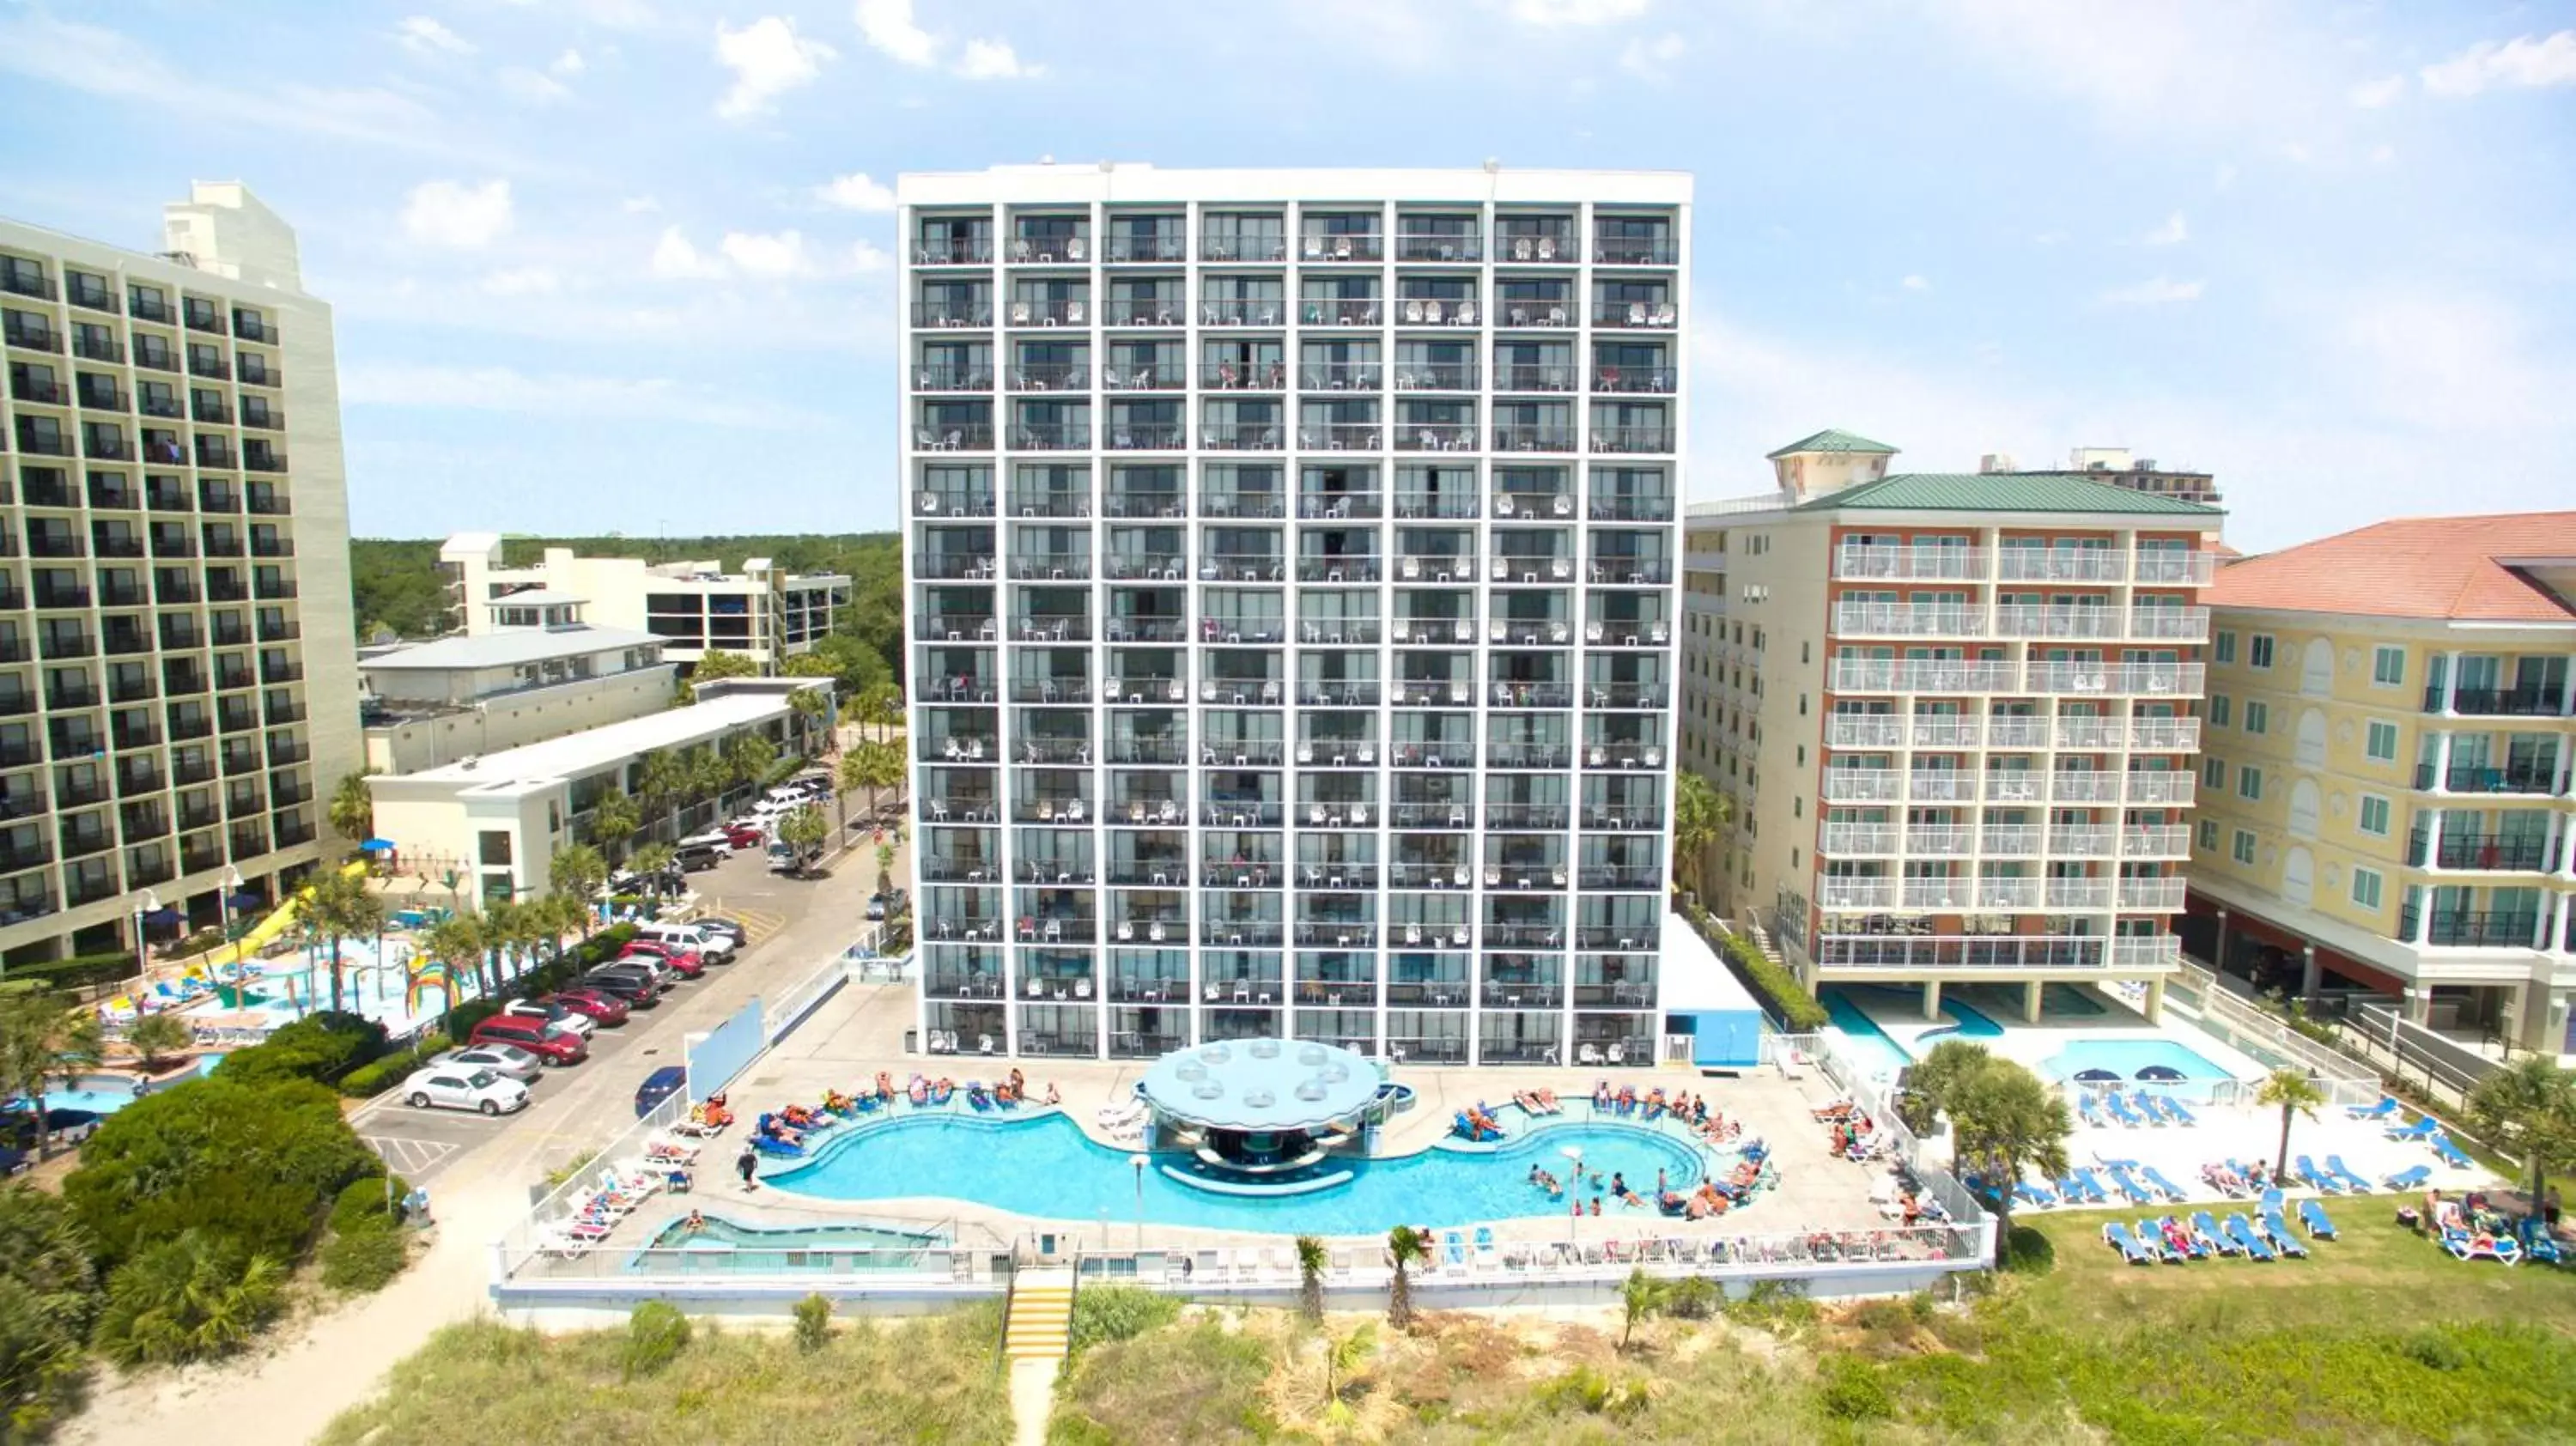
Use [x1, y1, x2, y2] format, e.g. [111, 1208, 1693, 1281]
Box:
[2208, 513, 2576, 623]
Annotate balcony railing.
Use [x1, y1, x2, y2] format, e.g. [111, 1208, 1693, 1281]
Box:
[2407, 829, 2559, 872]
[1111, 422, 1192, 450]
[2415, 762, 2561, 794]
[1594, 237, 1679, 265]
[2426, 685, 2566, 717]
[2397, 907, 2539, 949]
[1832, 604, 1984, 638]
[914, 301, 994, 328]
[1592, 301, 1678, 329]
[1492, 426, 1576, 453]
[1814, 934, 2120, 971]
[1832, 546, 1990, 581]
[1589, 426, 1673, 455]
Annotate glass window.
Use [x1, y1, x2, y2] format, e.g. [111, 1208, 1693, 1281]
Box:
[2202, 756, 2225, 787]
[2196, 818, 2218, 850]
[2238, 764, 2263, 800]
[2244, 700, 2268, 735]
[2208, 695, 2231, 727]
[2357, 794, 2390, 836]
[2231, 829, 2257, 866]
[2248, 634, 2275, 669]
[2213, 630, 2237, 664]
[2372, 646, 2404, 687]
[2365, 720, 2398, 762]
[2351, 868, 2383, 909]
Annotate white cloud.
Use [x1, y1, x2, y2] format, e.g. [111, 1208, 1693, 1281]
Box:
[2142, 211, 2188, 246]
[2100, 276, 2204, 306]
[499, 66, 571, 102]
[849, 239, 890, 272]
[396, 15, 474, 58]
[714, 15, 834, 119]
[1508, 0, 1650, 26]
[720, 229, 813, 277]
[815, 172, 896, 211]
[400, 179, 513, 248]
[550, 48, 586, 76]
[854, 0, 938, 67]
[342, 362, 821, 429]
[955, 37, 1039, 79]
[1900, 274, 1929, 292]
[2420, 31, 2576, 98]
[479, 267, 560, 296]
[2348, 73, 2405, 108]
[1619, 31, 1686, 80]
[650, 226, 726, 279]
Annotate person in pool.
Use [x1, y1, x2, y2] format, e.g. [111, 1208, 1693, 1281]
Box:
[682, 1209, 706, 1234]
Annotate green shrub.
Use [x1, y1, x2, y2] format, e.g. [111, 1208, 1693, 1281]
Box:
[320, 1224, 409, 1293]
[1065, 1285, 1178, 1358]
[93, 1230, 284, 1367]
[0, 951, 140, 993]
[2403, 1328, 2468, 1372]
[1664, 1275, 1719, 1321]
[441, 999, 503, 1042]
[1533, 1364, 1649, 1419]
[216, 1012, 389, 1087]
[2002, 1224, 2057, 1275]
[336, 1031, 452, 1098]
[329, 1174, 407, 1236]
[1817, 1356, 1892, 1422]
[0, 1188, 103, 1437]
[621, 1301, 691, 1380]
[64, 1076, 377, 1267]
[793, 1292, 833, 1352]
[1719, 929, 1828, 1030]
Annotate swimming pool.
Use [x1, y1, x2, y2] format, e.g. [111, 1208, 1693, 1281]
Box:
[3, 1060, 215, 1116]
[1821, 988, 1914, 1080]
[2038, 1037, 2233, 1083]
[765, 1113, 1711, 1236]
[630, 1215, 945, 1272]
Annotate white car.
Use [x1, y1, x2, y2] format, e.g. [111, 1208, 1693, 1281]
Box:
[402, 1066, 530, 1116]
[438, 1043, 544, 1084]
[499, 998, 598, 1040]
[678, 829, 735, 856]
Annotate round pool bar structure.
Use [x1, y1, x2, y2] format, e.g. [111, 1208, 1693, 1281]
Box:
[1135, 1038, 1388, 1194]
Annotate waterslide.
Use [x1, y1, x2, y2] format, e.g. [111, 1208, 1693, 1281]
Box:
[185, 860, 371, 974]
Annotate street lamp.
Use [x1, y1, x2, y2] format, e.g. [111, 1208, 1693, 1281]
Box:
[1130, 1152, 1149, 1250]
[131, 889, 161, 969]
[217, 865, 245, 943]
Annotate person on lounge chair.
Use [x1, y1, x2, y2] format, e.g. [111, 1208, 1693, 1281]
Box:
[1593, 1080, 1613, 1109]
[1042, 1081, 1061, 1105]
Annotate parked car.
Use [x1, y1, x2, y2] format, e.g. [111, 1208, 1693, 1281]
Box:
[635, 1064, 689, 1119]
[694, 916, 749, 948]
[500, 997, 598, 1039]
[679, 829, 736, 856]
[587, 957, 672, 993]
[675, 844, 723, 873]
[620, 941, 705, 979]
[724, 823, 767, 850]
[637, 921, 735, 960]
[576, 969, 660, 1006]
[551, 987, 632, 1025]
[866, 887, 908, 921]
[866, 892, 890, 920]
[467, 1015, 590, 1065]
[439, 1042, 544, 1084]
[750, 795, 800, 821]
[402, 1066, 529, 1116]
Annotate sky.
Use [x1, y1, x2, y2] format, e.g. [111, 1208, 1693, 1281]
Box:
[2, 0, 2571, 550]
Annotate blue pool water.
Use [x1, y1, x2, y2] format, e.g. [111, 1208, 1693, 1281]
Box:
[1953, 982, 2108, 1019]
[1821, 988, 1914, 1079]
[632, 1216, 945, 1271]
[766, 1114, 1710, 1235]
[1822, 985, 2004, 1079]
[3, 1060, 216, 1117]
[2039, 1038, 2233, 1082]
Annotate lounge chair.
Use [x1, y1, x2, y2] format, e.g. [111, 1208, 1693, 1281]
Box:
[2105, 1093, 2148, 1128]
[2225, 1213, 2275, 1261]
[2133, 1091, 2178, 1125]
[1473, 1226, 1498, 1268]
[2194, 1210, 2243, 1256]
[2158, 1216, 2208, 1261]
[2102, 1220, 2157, 1266]
[2071, 1167, 2115, 1203]
[2260, 1210, 2310, 1259]
[2347, 1095, 2399, 1121]
[2012, 1179, 2057, 1210]
[2439, 1229, 2476, 1262]
[2108, 1165, 2156, 1206]
[2134, 1218, 2178, 1264]
[2428, 1135, 2476, 1170]
[2077, 1094, 2111, 1128]
[2294, 1156, 2341, 1194]
[2385, 1115, 2441, 1142]
[2155, 1095, 2199, 1127]
[2382, 1163, 2432, 1191]
[2323, 1155, 2372, 1194]
[1443, 1230, 1468, 1267]
[2297, 1199, 2338, 1241]
[2141, 1166, 2190, 1203]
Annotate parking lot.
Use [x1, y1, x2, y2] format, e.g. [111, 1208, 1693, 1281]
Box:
[349, 836, 869, 1186]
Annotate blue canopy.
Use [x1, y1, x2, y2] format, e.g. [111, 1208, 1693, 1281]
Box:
[1136, 1038, 1382, 1133]
[361, 838, 398, 853]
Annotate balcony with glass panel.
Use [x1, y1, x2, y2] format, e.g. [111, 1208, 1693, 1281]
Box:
[914, 341, 993, 392]
[1488, 591, 1571, 650]
[1104, 468, 1183, 522]
[927, 999, 1007, 1050]
[1008, 647, 1092, 705]
[1296, 653, 1379, 708]
[1010, 524, 1092, 582]
[1298, 276, 1382, 327]
[1393, 527, 1476, 586]
[1390, 831, 1472, 892]
[1583, 591, 1669, 649]
[1098, 340, 1182, 393]
[1494, 276, 1576, 328]
[1106, 276, 1187, 326]
[1295, 713, 1376, 769]
[1479, 1010, 1563, 1066]
[1015, 999, 1099, 1056]
[920, 823, 1004, 884]
[1195, 826, 1282, 889]
[2422, 655, 2573, 717]
[1592, 281, 1677, 329]
[1200, 708, 1285, 767]
[1483, 830, 1569, 891]
[1105, 710, 1186, 765]
[1297, 400, 1380, 455]
[1202, 398, 1281, 452]
[1202, 211, 1285, 262]
[1296, 526, 1380, 584]
[924, 945, 1007, 1000]
[1487, 714, 1571, 771]
[1392, 711, 1475, 769]
[1494, 401, 1575, 455]
[1205, 336, 1286, 392]
[1583, 714, 1666, 774]
[1394, 463, 1478, 520]
[1008, 214, 1089, 264]
[1107, 885, 1188, 943]
[1388, 771, 1472, 831]
[1005, 283, 1089, 328]
[1011, 705, 1091, 767]
[1108, 942, 1191, 1000]
[1393, 278, 1477, 328]
[1293, 462, 1381, 522]
[1393, 653, 1474, 710]
[1493, 526, 1575, 587]
[1009, 465, 1092, 519]
[914, 280, 993, 329]
[1200, 276, 1285, 327]
[919, 763, 999, 826]
[1103, 589, 1188, 645]
[1496, 213, 1576, 263]
[1102, 212, 1185, 264]
[1489, 651, 1571, 709]
[1579, 834, 1662, 892]
[914, 583, 997, 643]
[922, 706, 999, 766]
[1581, 773, 1662, 832]
[1202, 648, 1285, 707]
[1010, 400, 1091, 453]
[1589, 401, 1672, 455]
[1008, 339, 1089, 392]
[914, 214, 993, 266]
[1298, 213, 1382, 262]
[916, 644, 996, 704]
[1097, 400, 1180, 452]
[914, 402, 993, 453]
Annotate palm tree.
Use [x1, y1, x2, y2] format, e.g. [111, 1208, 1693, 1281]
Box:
[859, 681, 904, 743]
[1384, 1225, 1427, 1329]
[635, 750, 689, 840]
[0, 990, 105, 1158]
[2467, 1056, 2576, 1246]
[589, 790, 641, 864]
[1946, 1056, 2071, 1255]
[630, 842, 677, 902]
[844, 740, 902, 832]
[724, 731, 777, 799]
[1619, 1266, 1668, 1351]
[1671, 772, 1728, 896]
[1896, 1038, 1993, 1135]
[301, 870, 384, 1015]
[787, 687, 830, 754]
[549, 843, 607, 935]
[686, 746, 731, 824]
[777, 805, 829, 875]
[327, 771, 375, 850]
[125, 1012, 193, 1072]
[421, 916, 484, 1012]
[2256, 1069, 2329, 1182]
[482, 899, 537, 992]
[1294, 1235, 1327, 1324]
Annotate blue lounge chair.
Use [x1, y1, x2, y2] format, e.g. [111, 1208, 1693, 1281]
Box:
[2057, 1174, 2091, 1204]
[750, 1133, 803, 1157]
[2225, 1213, 2275, 1261]
[2135, 1218, 2178, 1263]
[1442, 1230, 1467, 1267]
[2156, 1095, 2198, 1127]
[2077, 1094, 2110, 1128]
[2071, 1167, 2114, 1204]
[2108, 1165, 2155, 1206]
[2134, 1091, 2178, 1126]
[2382, 1163, 2433, 1191]
[2429, 1134, 2476, 1170]
[2102, 1220, 2156, 1265]
[2294, 1156, 2341, 1194]
[2347, 1095, 2399, 1121]
[2105, 1093, 2148, 1127]
[2324, 1155, 2372, 1194]
[2013, 1180, 2057, 1210]
[2525, 1233, 2562, 1266]
[2386, 1115, 2441, 1142]
[2141, 1166, 2190, 1203]
[2297, 1199, 2337, 1240]
[2157, 1216, 2208, 1260]
[2261, 1209, 2310, 1258]
[2194, 1210, 2243, 1256]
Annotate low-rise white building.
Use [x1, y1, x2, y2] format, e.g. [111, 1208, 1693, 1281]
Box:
[359, 593, 674, 775]
[366, 681, 829, 907]
[438, 534, 849, 670]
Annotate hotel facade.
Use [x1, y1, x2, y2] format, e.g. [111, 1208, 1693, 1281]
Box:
[1683, 431, 2222, 1023]
[900, 164, 1688, 1065]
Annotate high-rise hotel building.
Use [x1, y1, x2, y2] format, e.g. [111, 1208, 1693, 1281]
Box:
[0, 185, 360, 965]
[1682, 431, 2222, 1024]
[901, 164, 1687, 1066]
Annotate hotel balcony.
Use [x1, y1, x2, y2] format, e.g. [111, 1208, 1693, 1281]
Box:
[1832, 545, 1990, 582]
[1814, 933, 2179, 974]
[2407, 829, 2561, 872]
[2116, 877, 2189, 910]
[2423, 684, 2569, 718]
[2022, 662, 2205, 698]
[1831, 603, 1985, 639]
[2412, 760, 2563, 795]
[2396, 906, 2541, 950]
[1828, 659, 2017, 694]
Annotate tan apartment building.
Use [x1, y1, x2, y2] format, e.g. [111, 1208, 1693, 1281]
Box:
[1682, 430, 2223, 1022]
[2184, 513, 2576, 1060]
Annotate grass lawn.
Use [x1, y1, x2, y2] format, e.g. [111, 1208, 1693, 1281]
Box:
[316, 1305, 1012, 1446]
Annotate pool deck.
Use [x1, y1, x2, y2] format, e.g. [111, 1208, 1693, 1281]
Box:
[533, 977, 1902, 1267]
[1833, 982, 2274, 1086]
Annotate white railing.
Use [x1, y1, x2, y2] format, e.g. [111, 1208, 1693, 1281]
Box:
[2023, 662, 2205, 697]
[1993, 605, 2123, 640]
[2111, 934, 2184, 969]
[1821, 769, 1903, 802]
[2117, 878, 2188, 910]
[1824, 715, 1905, 748]
[1996, 548, 2124, 582]
[1828, 659, 2016, 693]
[2049, 771, 2122, 802]
[1831, 603, 1986, 638]
[2053, 826, 2116, 857]
[1984, 774, 2045, 803]
[1911, 717, 1986, 748]
[2131, 550, 2219, 585]
[1819, 877, 1898, 908]
[1975, 877, 2043, 908]
[1906, 771, 1978, 801]
[2130, 718, 2201, 750]
[2044, 878, 2112, 908]
[2123, 826, 2193, 859]
[1905, 825, 1976, 856]
[1832, 545, 1989, 581]
[2128, 606, 2212, 640]
[1981, 826, 2044, 855]
[2123, 772, 2195, 805]
[1898, 878, 1971, 908]
[1820, 823, 1899, 855]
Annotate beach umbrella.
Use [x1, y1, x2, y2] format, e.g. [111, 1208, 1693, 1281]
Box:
[361, 838, 397, 853]
[2136, 1065, 2186, 1082]
[142, 907, 184, 928]
[225, 891, 264, 909]
[2071, 1067, 2121, 1083]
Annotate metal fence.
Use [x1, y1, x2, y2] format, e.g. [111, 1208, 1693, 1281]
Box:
[2165, 961, 2382, 1105]
[2343, 1002, 2492, 1112]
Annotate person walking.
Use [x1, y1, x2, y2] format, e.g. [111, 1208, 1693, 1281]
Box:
[736, 1143, 759, 1192]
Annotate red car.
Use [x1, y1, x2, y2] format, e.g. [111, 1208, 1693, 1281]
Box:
[725, 823, 767, 849]
[549, 987, 630, 1026]
[621, 940, 706, 978]
[468, 1014, 589, 1065]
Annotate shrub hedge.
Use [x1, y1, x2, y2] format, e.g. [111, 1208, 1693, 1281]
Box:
[337, 1031, 453, 1098]
[216, 1012, 392, 1088]
[0, 951, 143, 993]
[64, 1075, 380, 1267]
[1689, 908, 1829, 1030]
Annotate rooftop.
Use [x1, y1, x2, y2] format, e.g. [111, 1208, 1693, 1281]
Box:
[398, 690, 805, 787]
[2208, 512, 2576, 624]
[358, 625, 665, 673]
[1766, 428, 1899, 459]
[487, 587, 589, 607]
[1793, 472, 2225, 517]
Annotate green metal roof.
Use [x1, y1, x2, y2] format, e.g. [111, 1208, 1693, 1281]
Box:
[1793, 472, 2225, 515]
[1765, 428, 1899, 459]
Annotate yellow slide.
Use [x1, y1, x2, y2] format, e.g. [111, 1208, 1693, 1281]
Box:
[189, 860, 371, 971]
